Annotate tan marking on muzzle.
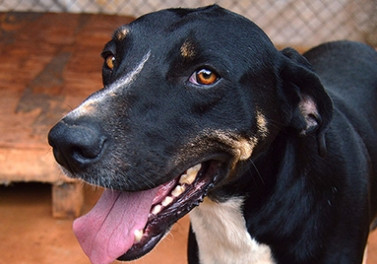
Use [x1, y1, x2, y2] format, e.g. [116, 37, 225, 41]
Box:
[256, 111, 268, 138]
[235, 137, 258, 161]
[70, 92, 116, 117]
[174, 129, 259, 182]
[180, 40, 196, 59]
[207, 130, 257, 162]
[79, 102, 97, 115]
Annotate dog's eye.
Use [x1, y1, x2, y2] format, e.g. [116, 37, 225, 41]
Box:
[105, 55, 115, 70]
[189, 69, 219, 86]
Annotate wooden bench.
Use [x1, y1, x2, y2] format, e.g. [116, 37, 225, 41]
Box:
[0, 12, 133, 218]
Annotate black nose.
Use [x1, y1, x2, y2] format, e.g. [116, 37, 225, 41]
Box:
[48, 119, 107, 172]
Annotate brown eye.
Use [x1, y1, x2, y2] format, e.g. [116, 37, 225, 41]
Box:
[105, 55, 115, 70]
[189, 68, 219, 85]
[196, 69, 218, 85]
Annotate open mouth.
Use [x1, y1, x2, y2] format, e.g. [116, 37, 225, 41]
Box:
[73, 159, 226, 264]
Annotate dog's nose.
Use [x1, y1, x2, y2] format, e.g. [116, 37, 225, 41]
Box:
[48, 119, 107, 172]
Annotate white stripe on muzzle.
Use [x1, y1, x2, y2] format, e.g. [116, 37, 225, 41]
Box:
[67, 50, 151, 118]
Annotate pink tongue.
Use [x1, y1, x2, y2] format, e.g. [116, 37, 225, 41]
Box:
[73, 187, 159, 264]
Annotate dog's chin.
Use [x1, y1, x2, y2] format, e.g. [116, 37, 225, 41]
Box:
[116, 159, 227, 261]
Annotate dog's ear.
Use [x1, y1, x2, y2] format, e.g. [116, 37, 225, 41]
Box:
[279, 48, 333, 156]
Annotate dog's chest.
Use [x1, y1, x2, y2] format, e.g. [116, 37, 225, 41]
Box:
[190, 198, 275, 264]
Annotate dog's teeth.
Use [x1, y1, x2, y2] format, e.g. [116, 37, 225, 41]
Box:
[179, 173, 190, 185]
[179, 164, 201, 185]
[161, 196, 174, 207]
[171, 185, 186, 197]
[187, 164, 202, 175]
[134, 229, 143, 243]
[151, 204, 162, 215]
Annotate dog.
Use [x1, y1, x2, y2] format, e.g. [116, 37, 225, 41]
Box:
[48, 5, 377, 264]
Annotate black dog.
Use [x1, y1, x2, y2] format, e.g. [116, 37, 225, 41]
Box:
[48, 5, 377, 264]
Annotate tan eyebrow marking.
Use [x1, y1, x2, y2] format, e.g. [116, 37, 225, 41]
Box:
[116, 26, 130, 41]
[180, 40, 196, 59]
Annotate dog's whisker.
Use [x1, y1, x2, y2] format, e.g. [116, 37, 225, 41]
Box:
[262, 117, 284, 131]
[246, 159, 265, 186]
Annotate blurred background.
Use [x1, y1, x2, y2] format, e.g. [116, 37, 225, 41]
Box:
[0, 1, 376, 263]
[1, 0, 377, 47]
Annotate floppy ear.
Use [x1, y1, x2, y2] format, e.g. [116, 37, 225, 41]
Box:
[279, 48, 333, 156]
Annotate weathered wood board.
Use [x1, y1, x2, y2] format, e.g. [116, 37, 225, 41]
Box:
[0, 12, 134, 217]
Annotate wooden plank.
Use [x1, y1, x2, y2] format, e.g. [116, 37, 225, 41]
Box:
[0, 12, 134, 217]
[0, 147, 71, 184]
[0, 12, 134, 151]
[52, 182, 84, 218]
[0, 12, 134, 177]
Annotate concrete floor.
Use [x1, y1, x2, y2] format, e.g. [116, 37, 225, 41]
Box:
[1, 182, 377, 264]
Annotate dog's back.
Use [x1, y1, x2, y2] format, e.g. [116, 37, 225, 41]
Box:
[304, 41, 377, 121]
[305, 41, 377, 222]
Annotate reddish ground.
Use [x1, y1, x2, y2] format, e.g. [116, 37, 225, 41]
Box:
[1, 182, 376, 264]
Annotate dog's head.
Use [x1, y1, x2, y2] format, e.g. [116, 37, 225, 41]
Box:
[48, 5, 332, 263]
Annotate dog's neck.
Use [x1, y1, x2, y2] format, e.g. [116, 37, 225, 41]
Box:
[189, 197, 275, 264]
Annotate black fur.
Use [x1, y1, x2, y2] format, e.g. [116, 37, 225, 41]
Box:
[48, 5, 377, 264]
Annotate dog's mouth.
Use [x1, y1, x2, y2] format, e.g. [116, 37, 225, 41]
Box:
[73, 159, 226, 264]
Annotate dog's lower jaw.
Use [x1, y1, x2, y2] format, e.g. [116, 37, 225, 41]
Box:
[115, 160, 226, 261]
[189, 197, 276, 264]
